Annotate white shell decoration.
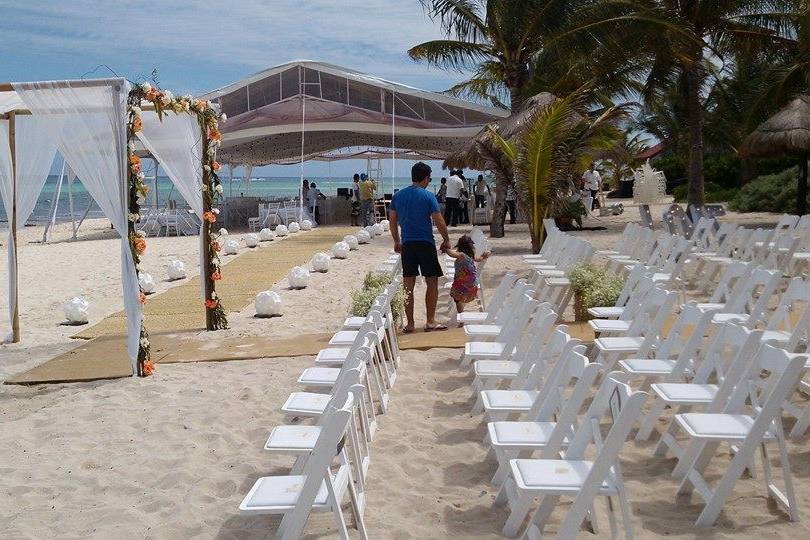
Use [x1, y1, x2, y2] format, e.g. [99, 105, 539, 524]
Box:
[311, 252, 330, 272]
[138, 272, 156, 294]
[259, 228, 275, 241]
[371, 222, 384, 236]
[218, 227, 228, 236]
[343, 235, 359, 250]
[288, 266, 310, 289]
[167, 260, 187, 281]
[223, 239, 240, 255]
[275, 225, 289, 237]
[255, 290, 283, 317]
[357, 229, 371, 244]
[63, 297, 89, 324]
[332, 241, 350, 259]
[301, 219, 313, 230]
[380, 219, 390, 231]
[244, 233, 259, 248]
[288, 221, 301, 233]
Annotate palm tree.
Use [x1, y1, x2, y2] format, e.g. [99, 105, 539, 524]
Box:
[599, 131, 650, 190]
[409, 0, 580, 236]
[491, 91, 627, 252]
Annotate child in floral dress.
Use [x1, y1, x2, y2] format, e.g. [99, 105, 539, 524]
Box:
[445, 235, 489, 321]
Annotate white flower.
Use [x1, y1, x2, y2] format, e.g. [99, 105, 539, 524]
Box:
[206, 147, 215, 157]
[181, 94, 193, 101]
[137, 195, 146, 205]
[220, 113, 227, 122]
[182, 101, 190, 111]
[211, 291, 218, 300]
[201, 184, 208, 192]
[128, 141, 135, 152]
[212, 208, 220, 215]
[136, 172, 145, 181]
[163, 90, 173, 101]
[140, 83, 152, 93]
[215, 184, 224, 194]
[129, 106, 142, 116]
[128, 213, 140, 222]
[140, 337, 150, 348]
[135, 230, 147, 238]
[203, 165, 211, 172]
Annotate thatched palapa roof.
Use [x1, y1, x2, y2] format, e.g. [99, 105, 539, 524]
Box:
[741, 95, 810, 157]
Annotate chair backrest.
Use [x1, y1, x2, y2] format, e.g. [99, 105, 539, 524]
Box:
[689, 217, 715, 249]
[510, 305, 558, 366]
[633, 287, 679, 358]
[766, 277, 810, 351]
[638, 204, 654, 229]
[624, 285, 676, 338]
[615, 265, 650, 307]
[511, 325, 573, 389]
[725, 266, 781, 327]
[707, 261, 751, 304]
[645, 234, 676, 268]
[494, 280, 533, 324]
[497, 295, 539, 344]
[480, 273, 518, 320]
[690, 324, 764, 401]
[658, 236, 691, 278]
[530, 343, 589, 420]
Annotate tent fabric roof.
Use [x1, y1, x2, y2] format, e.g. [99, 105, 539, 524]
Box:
[0, 90, 26, 114]
[199, 60, 508, 166]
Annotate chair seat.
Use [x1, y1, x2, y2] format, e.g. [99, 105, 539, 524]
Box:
[651, 273, 671, 282]
[536, 269, 566, 277]
[675, 413, 775, 441]
[619, 358, 677, 375]
[696, 302, 725, 312]
[529, 264, 559, 270]
[511, 459, 616, 494]
[792, 252, 810, 260]
[652, 383, 718, 404]
[761, 330, 791, 344]
[464, 323, 502, 337]
[595, 249, 620, 256]
[343, 316, 366, 329]
[457, 311, 489, 324]
[329, 330, 358, 345]
[712, 312, 749, 324]
[588, 306, 624, 318]
[298, 367, 340, 386]
[488, 420, 558, 447]
[264, 425, 322, 452]
[589, 319, 630, 333]
[481, 389, 539, 412]
[474, 360, 521, 378]
[281, 392, 330, 416]
[239, 475, 330, 512]
[465, 341, 507, 358]
[315, 348, 350, 365]
[594, 336, 645, 353]
[545, 277, 570, 286]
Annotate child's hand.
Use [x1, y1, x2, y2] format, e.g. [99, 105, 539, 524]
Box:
[482, 251, 491, 259]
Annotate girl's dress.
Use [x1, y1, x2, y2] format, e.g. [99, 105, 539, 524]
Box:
[450, 254, 478, 303]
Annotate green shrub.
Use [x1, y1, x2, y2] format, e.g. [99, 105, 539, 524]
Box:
[729, 167, 809, 213]
[569, 264, 625, 309]
[350, 271, 407, 324]
[672, 182, 736, 203]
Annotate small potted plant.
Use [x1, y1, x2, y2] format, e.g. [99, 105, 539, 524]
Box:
[568, 264, 624, 321]
[552, 196, 587, 230]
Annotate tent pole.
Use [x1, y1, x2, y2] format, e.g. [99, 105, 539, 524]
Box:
[153, 157, 159, 209]
[68, 168, 77, 239]
[43, 158, 66, 243]
[299, 94, 306, 223]
[8, 111, 20, 342]
[391, 90, 396, 199]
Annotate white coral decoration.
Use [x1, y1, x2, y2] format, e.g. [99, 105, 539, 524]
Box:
[301, 219, 313, 230]
[138, 272, 156, 294]
[218, 227, 228, 236]
[167, 260, 187, 281]
[364, 225, 376, 238]
[255, 290, 283, 316]
[135, 229, 147, 238]
[288, 221, 301, 233]
[244, 233, 259, 248]
[223, 239, 240, 255]
[140, 83, 152, 93]
[63, 297, 89, 324]
[357, 229, 371, 244]
[288, 266, 310, 289]
[332, 241, 350, 259]
[343, 235, 359, 250]
[259, 228, 275, 241]
[275, 225, 289, 237]
[311, 252, 330, 272]
[380, 219, 390, 231]
[371, 222, 384, 236]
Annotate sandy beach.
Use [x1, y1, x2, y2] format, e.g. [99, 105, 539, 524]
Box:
[3, 206, 810, 539]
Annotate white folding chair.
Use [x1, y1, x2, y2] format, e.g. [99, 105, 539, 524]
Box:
[456, 272, 518, 325]
[460, 295, 538, 368]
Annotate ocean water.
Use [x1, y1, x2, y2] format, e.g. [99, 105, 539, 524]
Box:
[0, 175, 421, 224]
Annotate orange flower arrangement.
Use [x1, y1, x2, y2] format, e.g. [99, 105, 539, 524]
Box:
[139, 292, 147, 304]
[132, 116, 143, 133]
[142, 359, 156, 376]
[208, 128, 221, 141]
[129, 154, 141, 166]
[211, 241, 221, 252]
[211, 271, 222, 281]
[203, 211, 217, 223]
[134, 237, 147, 254]
[212, 161, 222, 171]
[205, 299, 218, 309]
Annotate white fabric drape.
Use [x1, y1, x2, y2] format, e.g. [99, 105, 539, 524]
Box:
[13, 79, 139, 373]
[0, 115, 63, 342]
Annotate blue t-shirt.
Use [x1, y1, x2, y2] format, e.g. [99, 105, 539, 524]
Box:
[390, 184, 439, 244]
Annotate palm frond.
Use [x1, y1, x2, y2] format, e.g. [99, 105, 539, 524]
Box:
[408, 40, 492, 71]
[419, 0, 488, 43]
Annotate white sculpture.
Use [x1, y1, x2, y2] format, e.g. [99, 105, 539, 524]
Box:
[633, 160, 668, 204]
[288, 221, 301, 233]
[63, 297, 89, 324]
[167, 260, 187, 281]
[254, 290, 283, 317]
[275, 224, 289, 237]
[380, 219, 390, 231]
[371, 222, 384, 236]
[223, 239, 240, 255]
[288, 266, 310, 289]
[332, 241, 350, 259]
[357, 229, 371, 244]
[218, 227, 228, 236]
[244, 233, 259, 248]
[259, 228, 275, 241]
[301, 219, 313, 230]
[311, 252, 331, 272]
[344, 235, 359, 250]
[138, 272, 156, 294]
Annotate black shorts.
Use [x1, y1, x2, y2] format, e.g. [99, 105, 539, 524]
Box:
[401, 241, 443, 278]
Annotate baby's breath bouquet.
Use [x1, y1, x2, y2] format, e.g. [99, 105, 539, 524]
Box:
[568, 264, 624, 321]
[350, 272, 408, 325]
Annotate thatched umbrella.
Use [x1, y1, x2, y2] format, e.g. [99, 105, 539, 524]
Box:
[741, 95, 810, 215]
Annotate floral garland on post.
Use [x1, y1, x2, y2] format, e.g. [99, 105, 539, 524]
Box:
[127, 83, 228, 376]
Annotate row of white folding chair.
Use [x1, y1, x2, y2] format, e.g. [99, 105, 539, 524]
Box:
[456, 272, 519, 325]
[460, 282, 537, 349]
[596, 223, 656, 262]
[528, 239, 595, 316]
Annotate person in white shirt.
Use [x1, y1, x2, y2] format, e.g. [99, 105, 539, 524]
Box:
[581, 163, 602, 210]
[444, 170, 464, 226]
[474, 175, 491, 208]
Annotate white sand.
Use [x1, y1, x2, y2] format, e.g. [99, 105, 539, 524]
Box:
[3, 207, 810, 538]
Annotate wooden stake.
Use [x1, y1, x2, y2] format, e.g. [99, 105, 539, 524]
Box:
[8, 111, 20, 342]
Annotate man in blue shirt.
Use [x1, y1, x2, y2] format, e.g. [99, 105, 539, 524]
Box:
[389, 162, 451, 332]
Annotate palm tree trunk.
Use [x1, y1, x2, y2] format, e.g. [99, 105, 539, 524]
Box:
[684, 65, 705, 206]
[489, 84, 524, 238]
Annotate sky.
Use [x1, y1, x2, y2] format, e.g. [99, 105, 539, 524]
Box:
[0, 0, 475, 179]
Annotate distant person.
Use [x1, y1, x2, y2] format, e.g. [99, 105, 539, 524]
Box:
[445, 234, 489, 321]
[359, 173, 376, 226]
[444, 170, 464, 226]
[389, 162, 451, 333]
[474, 175, 490, 208]
[350, 173, 361, 226]
[308, 182, 326, 224]
[506, 183, 518, 224]
[437, 177, 447, 214]
[301, 179, 310, 202]
[459, 187, 470, 224]
[582, 162, 602, 210]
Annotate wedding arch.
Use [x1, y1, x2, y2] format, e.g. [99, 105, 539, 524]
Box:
[0, 78, 227, 377]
